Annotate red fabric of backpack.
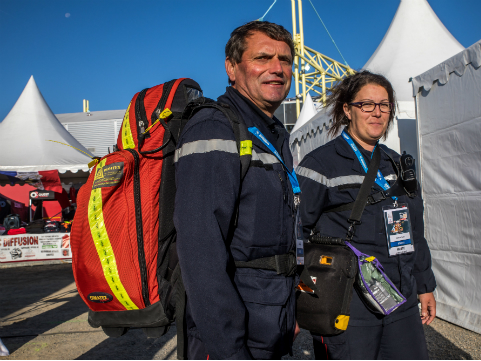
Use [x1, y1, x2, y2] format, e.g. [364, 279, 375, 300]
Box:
[71, 78, 203, 340]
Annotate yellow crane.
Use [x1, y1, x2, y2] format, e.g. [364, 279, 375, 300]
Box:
[291, 0, 355, 116]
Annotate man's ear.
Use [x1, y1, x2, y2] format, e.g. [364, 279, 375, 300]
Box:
[225, 58, 236, 84]
[343, 103, 352, 120]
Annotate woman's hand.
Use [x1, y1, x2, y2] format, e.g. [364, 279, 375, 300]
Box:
[419, 292, 436, 325]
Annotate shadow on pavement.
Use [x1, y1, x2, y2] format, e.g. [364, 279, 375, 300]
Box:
[0, 264, 89, 354]
[76, 326, 177, 360]
[0, 264, 75, 318]
[0, 294, 88, 354]
[424, 323, 473, 360]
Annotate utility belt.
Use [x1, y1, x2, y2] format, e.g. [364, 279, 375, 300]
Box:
[234, 250, 297, 277]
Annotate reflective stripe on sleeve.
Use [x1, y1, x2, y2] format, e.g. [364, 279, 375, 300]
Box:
[251, 150, 279, 165]
[174, 139, 237, 163]
[297, 166, 397, 188]
[174, 139, 281, 167]
[296, 166, 364, 187]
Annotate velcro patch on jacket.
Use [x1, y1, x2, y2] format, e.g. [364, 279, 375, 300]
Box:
[92, 162, 124, 189]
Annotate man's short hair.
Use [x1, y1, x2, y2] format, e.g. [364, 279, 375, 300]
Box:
[225, 21, 295, 85]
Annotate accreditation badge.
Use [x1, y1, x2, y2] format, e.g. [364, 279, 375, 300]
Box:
[383, 204, 414, 256]
[294, 195, 304, 265]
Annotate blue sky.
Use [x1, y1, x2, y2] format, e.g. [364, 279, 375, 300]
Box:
[1, 0, 480, 120]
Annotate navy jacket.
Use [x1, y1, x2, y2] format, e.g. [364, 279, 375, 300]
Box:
[297, 135, 436, 327]
[174, 87, 297, 359]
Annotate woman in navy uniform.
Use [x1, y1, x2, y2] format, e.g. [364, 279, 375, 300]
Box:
[297, 71, 436, 359]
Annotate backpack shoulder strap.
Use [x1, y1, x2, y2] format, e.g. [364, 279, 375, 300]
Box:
[183, 98, 252, 179]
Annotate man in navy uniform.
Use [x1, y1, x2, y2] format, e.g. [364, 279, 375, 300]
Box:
[174, 21, 299, 359]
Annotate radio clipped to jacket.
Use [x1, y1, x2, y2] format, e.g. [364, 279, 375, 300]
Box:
[399, 151, 417, 196]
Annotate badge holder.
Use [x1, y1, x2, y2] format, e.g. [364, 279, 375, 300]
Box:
[382, 203, 414, 256]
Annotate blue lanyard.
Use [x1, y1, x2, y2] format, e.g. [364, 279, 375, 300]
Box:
[341, 130, 397, 201]
[248, 127, 301, 194]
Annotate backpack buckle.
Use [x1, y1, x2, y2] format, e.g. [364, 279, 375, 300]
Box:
[368, 190, 387, 204]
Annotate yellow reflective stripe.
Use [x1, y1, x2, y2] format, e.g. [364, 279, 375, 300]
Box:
[335, 315, 350, 330]
[240, 140, 252, 156]
[365, 256, 376, 262]
[88, 159, 139, 310]
[121, 103, 135, 150]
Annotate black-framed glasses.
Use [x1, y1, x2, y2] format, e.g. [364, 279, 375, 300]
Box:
[349, 102, 393, 113]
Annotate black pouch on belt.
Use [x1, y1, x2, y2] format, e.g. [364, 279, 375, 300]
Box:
[295, 145, 382, 335]
[296, 235, 357, 335]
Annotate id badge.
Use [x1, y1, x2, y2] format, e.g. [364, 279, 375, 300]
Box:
[294, 195, 304, 265]
[383, 203, 414, 257]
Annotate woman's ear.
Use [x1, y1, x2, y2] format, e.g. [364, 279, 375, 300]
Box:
[343, 103, 352, 120]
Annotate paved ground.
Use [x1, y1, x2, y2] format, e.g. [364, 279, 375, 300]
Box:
[1, 263, 480, 359]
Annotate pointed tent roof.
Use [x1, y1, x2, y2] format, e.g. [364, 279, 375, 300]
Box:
[0, 76, 93, 173]
[291, 93, 317, 133]
[363, 0, 464, 102]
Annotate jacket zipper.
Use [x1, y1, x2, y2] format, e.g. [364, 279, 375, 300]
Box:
[126, 149, 150, 307]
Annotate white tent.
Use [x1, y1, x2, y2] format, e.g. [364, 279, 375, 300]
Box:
[363, 0, 464, 153]
[290, 106, 332, 168]
[290, 0, 464, 161]
[413, 40, 481, 334]
[290, 94, 317, 134]
[0, 76, 93, 173]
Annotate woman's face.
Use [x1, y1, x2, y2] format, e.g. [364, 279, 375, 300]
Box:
[343, 83, 391, 149]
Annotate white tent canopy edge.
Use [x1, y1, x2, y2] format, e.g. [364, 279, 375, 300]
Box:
[413, 40, 481, 335]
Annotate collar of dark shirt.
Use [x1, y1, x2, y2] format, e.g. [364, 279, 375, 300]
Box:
[224, 86, 287, 157]
[226, 87, 283, 127]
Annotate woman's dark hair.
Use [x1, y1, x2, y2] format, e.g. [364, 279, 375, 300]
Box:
[225, 21, 295, 85]
[326, 70, 397, 140]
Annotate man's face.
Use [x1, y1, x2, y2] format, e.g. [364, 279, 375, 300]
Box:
[226, 31, 292, 117]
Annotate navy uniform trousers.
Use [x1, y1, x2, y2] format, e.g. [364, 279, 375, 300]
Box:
[312, 311, 428, 359]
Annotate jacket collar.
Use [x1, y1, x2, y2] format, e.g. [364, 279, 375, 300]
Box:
[221, 86, 283, 129]
[218, 86, 287, 157]
[334, 132, 392, 161]
[334, 133, 393, 174]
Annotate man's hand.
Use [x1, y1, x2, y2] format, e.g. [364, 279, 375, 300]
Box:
[419, 292, 436, 325]
[293, 321, 300, 341]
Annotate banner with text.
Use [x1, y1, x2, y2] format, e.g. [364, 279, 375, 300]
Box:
[0, 233, 71, 263]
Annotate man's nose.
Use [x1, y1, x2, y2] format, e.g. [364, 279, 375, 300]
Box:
[269, 57, 283, 75]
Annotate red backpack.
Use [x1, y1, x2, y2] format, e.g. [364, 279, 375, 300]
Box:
[71, 78, 251, 358]
[71, 79, 202, 340]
